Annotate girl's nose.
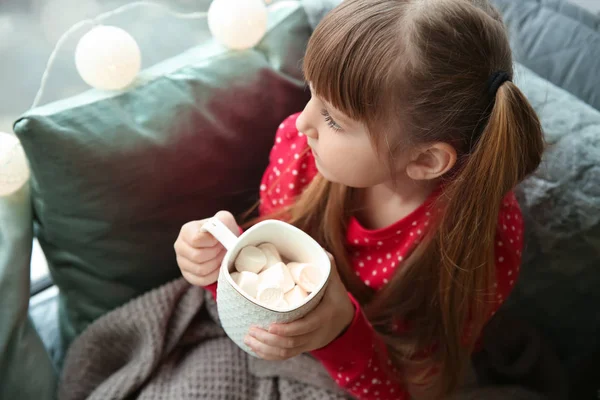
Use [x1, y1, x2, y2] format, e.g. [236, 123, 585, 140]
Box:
[296, 103, 318, 140]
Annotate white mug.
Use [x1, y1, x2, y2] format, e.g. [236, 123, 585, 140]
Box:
[202, 218, 331, 356]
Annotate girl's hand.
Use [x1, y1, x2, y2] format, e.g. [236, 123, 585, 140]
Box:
[244, 253, 355, 360]
[174, 211, 238, 287]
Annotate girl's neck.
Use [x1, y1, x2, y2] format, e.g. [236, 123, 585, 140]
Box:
[354, 177, 437, 230]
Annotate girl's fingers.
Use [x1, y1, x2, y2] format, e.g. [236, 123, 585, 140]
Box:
[268, 307, 323, 337]
[180, 267, 220, 287]
[193, 245, 226, 266]
[325, 251, 335, 264]
[176, 256, 200, 275]
[176, 254, 221, 278]
[175, 241, 224, 264]
[244, 334, 304, 361]
[189, 244, 225, 264]
[181, 220, 220, 248]
[190, 230, 220, 248]
[213, 211, 240, 236]
[248, 327, 311, 349]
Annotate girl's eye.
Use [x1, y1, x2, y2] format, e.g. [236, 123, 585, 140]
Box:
[320, 109, 343, 132]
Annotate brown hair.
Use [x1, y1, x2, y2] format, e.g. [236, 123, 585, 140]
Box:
[258, 0, 544, 397]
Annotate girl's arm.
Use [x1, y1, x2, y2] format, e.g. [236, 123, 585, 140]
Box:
[311, 296, 410, 400]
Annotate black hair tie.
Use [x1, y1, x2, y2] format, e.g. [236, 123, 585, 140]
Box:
[488, 70, 512, 98]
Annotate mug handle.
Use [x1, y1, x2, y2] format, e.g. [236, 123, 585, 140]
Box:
[200, 217, 239, 251]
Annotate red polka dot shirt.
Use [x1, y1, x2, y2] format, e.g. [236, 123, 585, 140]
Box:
[212, 113, 523, 399]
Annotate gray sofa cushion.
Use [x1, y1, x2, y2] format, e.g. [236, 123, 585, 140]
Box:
[492, 0, 600, 110]
[510, 64, 600, 374]
[29, 287, 62, 370]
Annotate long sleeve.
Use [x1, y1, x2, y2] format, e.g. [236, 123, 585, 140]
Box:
[311, 295, 409, 400]
[204, 283, 218, 300]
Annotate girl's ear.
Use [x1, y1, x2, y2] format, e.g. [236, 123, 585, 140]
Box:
[405, 142, 457, 181]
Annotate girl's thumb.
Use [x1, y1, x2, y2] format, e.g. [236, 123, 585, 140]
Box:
[213, 210, 239, 236]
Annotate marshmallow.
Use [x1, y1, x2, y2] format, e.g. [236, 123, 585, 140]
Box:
[287, 262, 322, 293]
[284, 285, 308, 307]
[258, 243, 282, 269]
[230, 271, 259, 299]
[230, 243, 321, 311]
[256, 284, 284, 308]
[258, 262, 295, 294]
[235, 246, 267, 274]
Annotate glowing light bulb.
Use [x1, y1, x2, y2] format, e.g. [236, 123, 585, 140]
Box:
[208, 0, 268, 50]
[75, 25, 141, 90]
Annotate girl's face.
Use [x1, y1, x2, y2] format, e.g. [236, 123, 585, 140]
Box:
[296, 90, 411, 188]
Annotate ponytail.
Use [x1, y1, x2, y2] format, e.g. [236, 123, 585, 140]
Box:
[364, 81, 545, 396]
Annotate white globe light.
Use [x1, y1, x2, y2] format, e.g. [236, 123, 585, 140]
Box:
[75, 25, 141, 91]
[208, 0, 268, 50]
[0, 132, 30, 197]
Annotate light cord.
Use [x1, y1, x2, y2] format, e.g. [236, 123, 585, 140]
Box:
[30, 1, 208, 109]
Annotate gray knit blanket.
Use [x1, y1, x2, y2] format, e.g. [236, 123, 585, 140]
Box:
[58, 278, 350, 400]
[58, 278, 548, 400]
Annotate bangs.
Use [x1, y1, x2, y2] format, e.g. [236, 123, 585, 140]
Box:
[303, 0, 408, 123]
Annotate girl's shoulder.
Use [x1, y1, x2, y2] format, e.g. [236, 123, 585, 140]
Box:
[259, 113, 318, 215]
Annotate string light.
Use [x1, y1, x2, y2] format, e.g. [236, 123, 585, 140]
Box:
[75, 25, 141, 91]
[31, 0, 271, 108]
[208, 0, 268, 50]
[39, 0, 101, 44]
[6, 0, 271, 193]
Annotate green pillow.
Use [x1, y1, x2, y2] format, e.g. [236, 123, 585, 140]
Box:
[13, 2, 311, 351]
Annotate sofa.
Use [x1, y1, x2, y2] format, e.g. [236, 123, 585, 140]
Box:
[1, 0, 599, 399]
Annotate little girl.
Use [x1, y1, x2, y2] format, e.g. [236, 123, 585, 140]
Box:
[175, 0, 544, 398]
